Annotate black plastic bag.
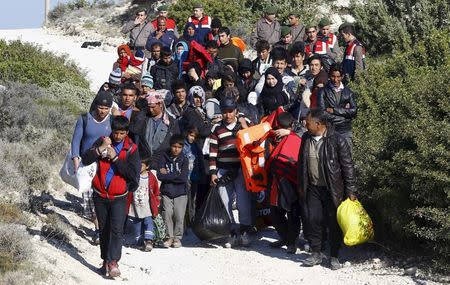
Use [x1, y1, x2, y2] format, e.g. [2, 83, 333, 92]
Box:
[193, 186, 231, 241]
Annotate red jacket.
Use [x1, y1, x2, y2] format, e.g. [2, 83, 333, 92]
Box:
[127, 171, 160, 217]
[90, 136, 140, 199]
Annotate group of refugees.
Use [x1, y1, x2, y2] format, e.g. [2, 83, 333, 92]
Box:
[69, 2, 364, 278]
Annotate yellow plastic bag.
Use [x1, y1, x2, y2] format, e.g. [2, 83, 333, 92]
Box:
[337, 198, 375, 246]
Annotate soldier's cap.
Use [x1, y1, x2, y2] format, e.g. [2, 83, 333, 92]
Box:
[265, 7, 277, 15]
[193, 3, 203, 9]
[318, 17, 332, 27]
[281, 26, 291, 37]
[157, 5, 168, 12]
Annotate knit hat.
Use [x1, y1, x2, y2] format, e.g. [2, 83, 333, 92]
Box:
[265, 7, 277, 15]
[141, 72, 154, 88]
[211, 17, 222, 29]
[135, 49, 145, 59]
[94, 91, 113, 107]
[146, 91, 164, 105]
[189, 85, 205, 99]
[109, 68, 122, 85]
[318, 17, 332, 28]
[157, 5, 168, 12]
[281, 26, 291, 37]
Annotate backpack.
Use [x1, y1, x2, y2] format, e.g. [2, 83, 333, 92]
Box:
[266, 132, 302, 184]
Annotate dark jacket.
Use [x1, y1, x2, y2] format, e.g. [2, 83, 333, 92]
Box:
[157, 152, 189, 198]
[297, 127, 357, 208]
[129, 111, 180, 170]
[150, 60, 179, 90]
[317, 84, 357, 133]
[81, 136, 140, 199]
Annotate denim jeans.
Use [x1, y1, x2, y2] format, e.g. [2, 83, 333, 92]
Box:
[217, 169, 252, 233]
[126, 216, 155, 245]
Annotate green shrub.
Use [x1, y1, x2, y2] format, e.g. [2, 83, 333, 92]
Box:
[352, 29, 450, 272]
[0, 224, 32, 273]
[0, 204, 28, 225]
[41, 214, 71, 243]
[0, 40, 89, 88]
[350, 0, 450, 56]
[0, 149, 29, 206]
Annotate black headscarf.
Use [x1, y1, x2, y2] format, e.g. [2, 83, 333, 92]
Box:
[259, 67, 288, 115]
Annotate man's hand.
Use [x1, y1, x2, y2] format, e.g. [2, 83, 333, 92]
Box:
[349, 194, 357, 201]
[155, 30, 164, 39]
[273, 128, 290, 139]
[317, 83, 324, 88]
[326, 107, 334, 113]
[106, 147, 117, 160]
[238, 117, 249, 129]
[160, 168, 168, 175]
[72, 157, 80, 173]
[298, 78, 307, 86]
[210, 174, 218, 186]
[134, 16, 143, 25]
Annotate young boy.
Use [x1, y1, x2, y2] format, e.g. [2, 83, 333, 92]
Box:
[126, 158, 160, 252]
[252, 39, 272, 79]
[157, 134, 189, 248]
[150, 46, 178, 90]
[81, 115, 140, 278]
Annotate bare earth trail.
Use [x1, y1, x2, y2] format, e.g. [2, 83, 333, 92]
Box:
[0, 28, 438, 285]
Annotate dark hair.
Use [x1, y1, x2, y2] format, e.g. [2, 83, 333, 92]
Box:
[277, 112, 294, 129]
[141, 156, 151, 167]
[121, 83, 138, 94]
[339, 24, 355, 35]
[161, 46, 172, 57]
[211, 17, 222, 29]
[222, 86, 240, 99]
[308, 54, 322, 66]
[150, 42, 163, 51]
[169, 134, 185, 146]
[111, 115, 129, 131]
[171, 79, 187, 93]
[290, 43, 305, 57]
[308, 109, 328, 124]
[221, 71, 237, 83]
[271, 47, 288, 62]
[218, 27, 231, 36]
[328, 63, 343, 76]
[156, 16, 166, 23]
[255, 40, 270, 53]
[186, 127, 199, 137]
[205, 40, 219, 49]
[135, 8, 147, 14]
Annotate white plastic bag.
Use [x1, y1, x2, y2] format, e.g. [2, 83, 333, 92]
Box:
[76, 162, 97, 193]
[59, 152, 78, 189]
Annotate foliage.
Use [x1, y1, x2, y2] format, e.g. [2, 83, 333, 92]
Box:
[350, 0, 450, 56]
[0, 40, 89, 88]
[49, 0, 114, 21]
[0, 224, 32, 273]
[352, 29, 450, 271]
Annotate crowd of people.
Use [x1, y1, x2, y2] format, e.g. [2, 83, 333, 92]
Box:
[69, 2, 364, 278]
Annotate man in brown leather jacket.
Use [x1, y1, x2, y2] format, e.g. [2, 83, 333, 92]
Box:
[297, 109, 357, 270]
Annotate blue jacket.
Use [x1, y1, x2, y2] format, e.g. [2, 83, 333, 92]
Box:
[157, 152, 189, 198]
[146, 30, 177, 50]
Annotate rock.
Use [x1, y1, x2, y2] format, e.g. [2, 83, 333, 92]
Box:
[344, 261, 351, 267]
[404, 266, 417, 276]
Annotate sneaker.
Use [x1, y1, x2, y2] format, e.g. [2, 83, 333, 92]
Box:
[143, 240, 153, 252]
[303, 252, 323, 267]
[163, 238, 174, 248]
[286, 245, 297, 254]
[93, 230, 100, 245]
[330, 257, 343, 270]
[269, 240, 286, 248]
[108, 260, 120, 278]
[240, 232, 252, 247]
[98, 260, 108, 276]
[224, 234, 238, 248]
[172, 238, 182, 248]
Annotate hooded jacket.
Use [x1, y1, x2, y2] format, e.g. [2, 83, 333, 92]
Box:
[157, 151, 189, 198]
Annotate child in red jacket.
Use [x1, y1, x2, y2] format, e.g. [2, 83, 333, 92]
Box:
[126, 158, 160, 252]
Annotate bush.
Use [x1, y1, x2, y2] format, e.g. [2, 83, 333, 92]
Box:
[0, 149, 29, 206]
[41, 214, 71, 243]
[0, 224, 32, 273]
[0, 40, 89, 88]
[352, 29, 450, 272]
[48, 0, 114, 21]
[350, 0, 450, 56]
[0, 204, 29, 225]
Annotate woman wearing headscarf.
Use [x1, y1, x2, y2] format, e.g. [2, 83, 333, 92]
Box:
[180, 22, 199, 44]
[173, 40, 189, 79]
[259, 67, 296, 116]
